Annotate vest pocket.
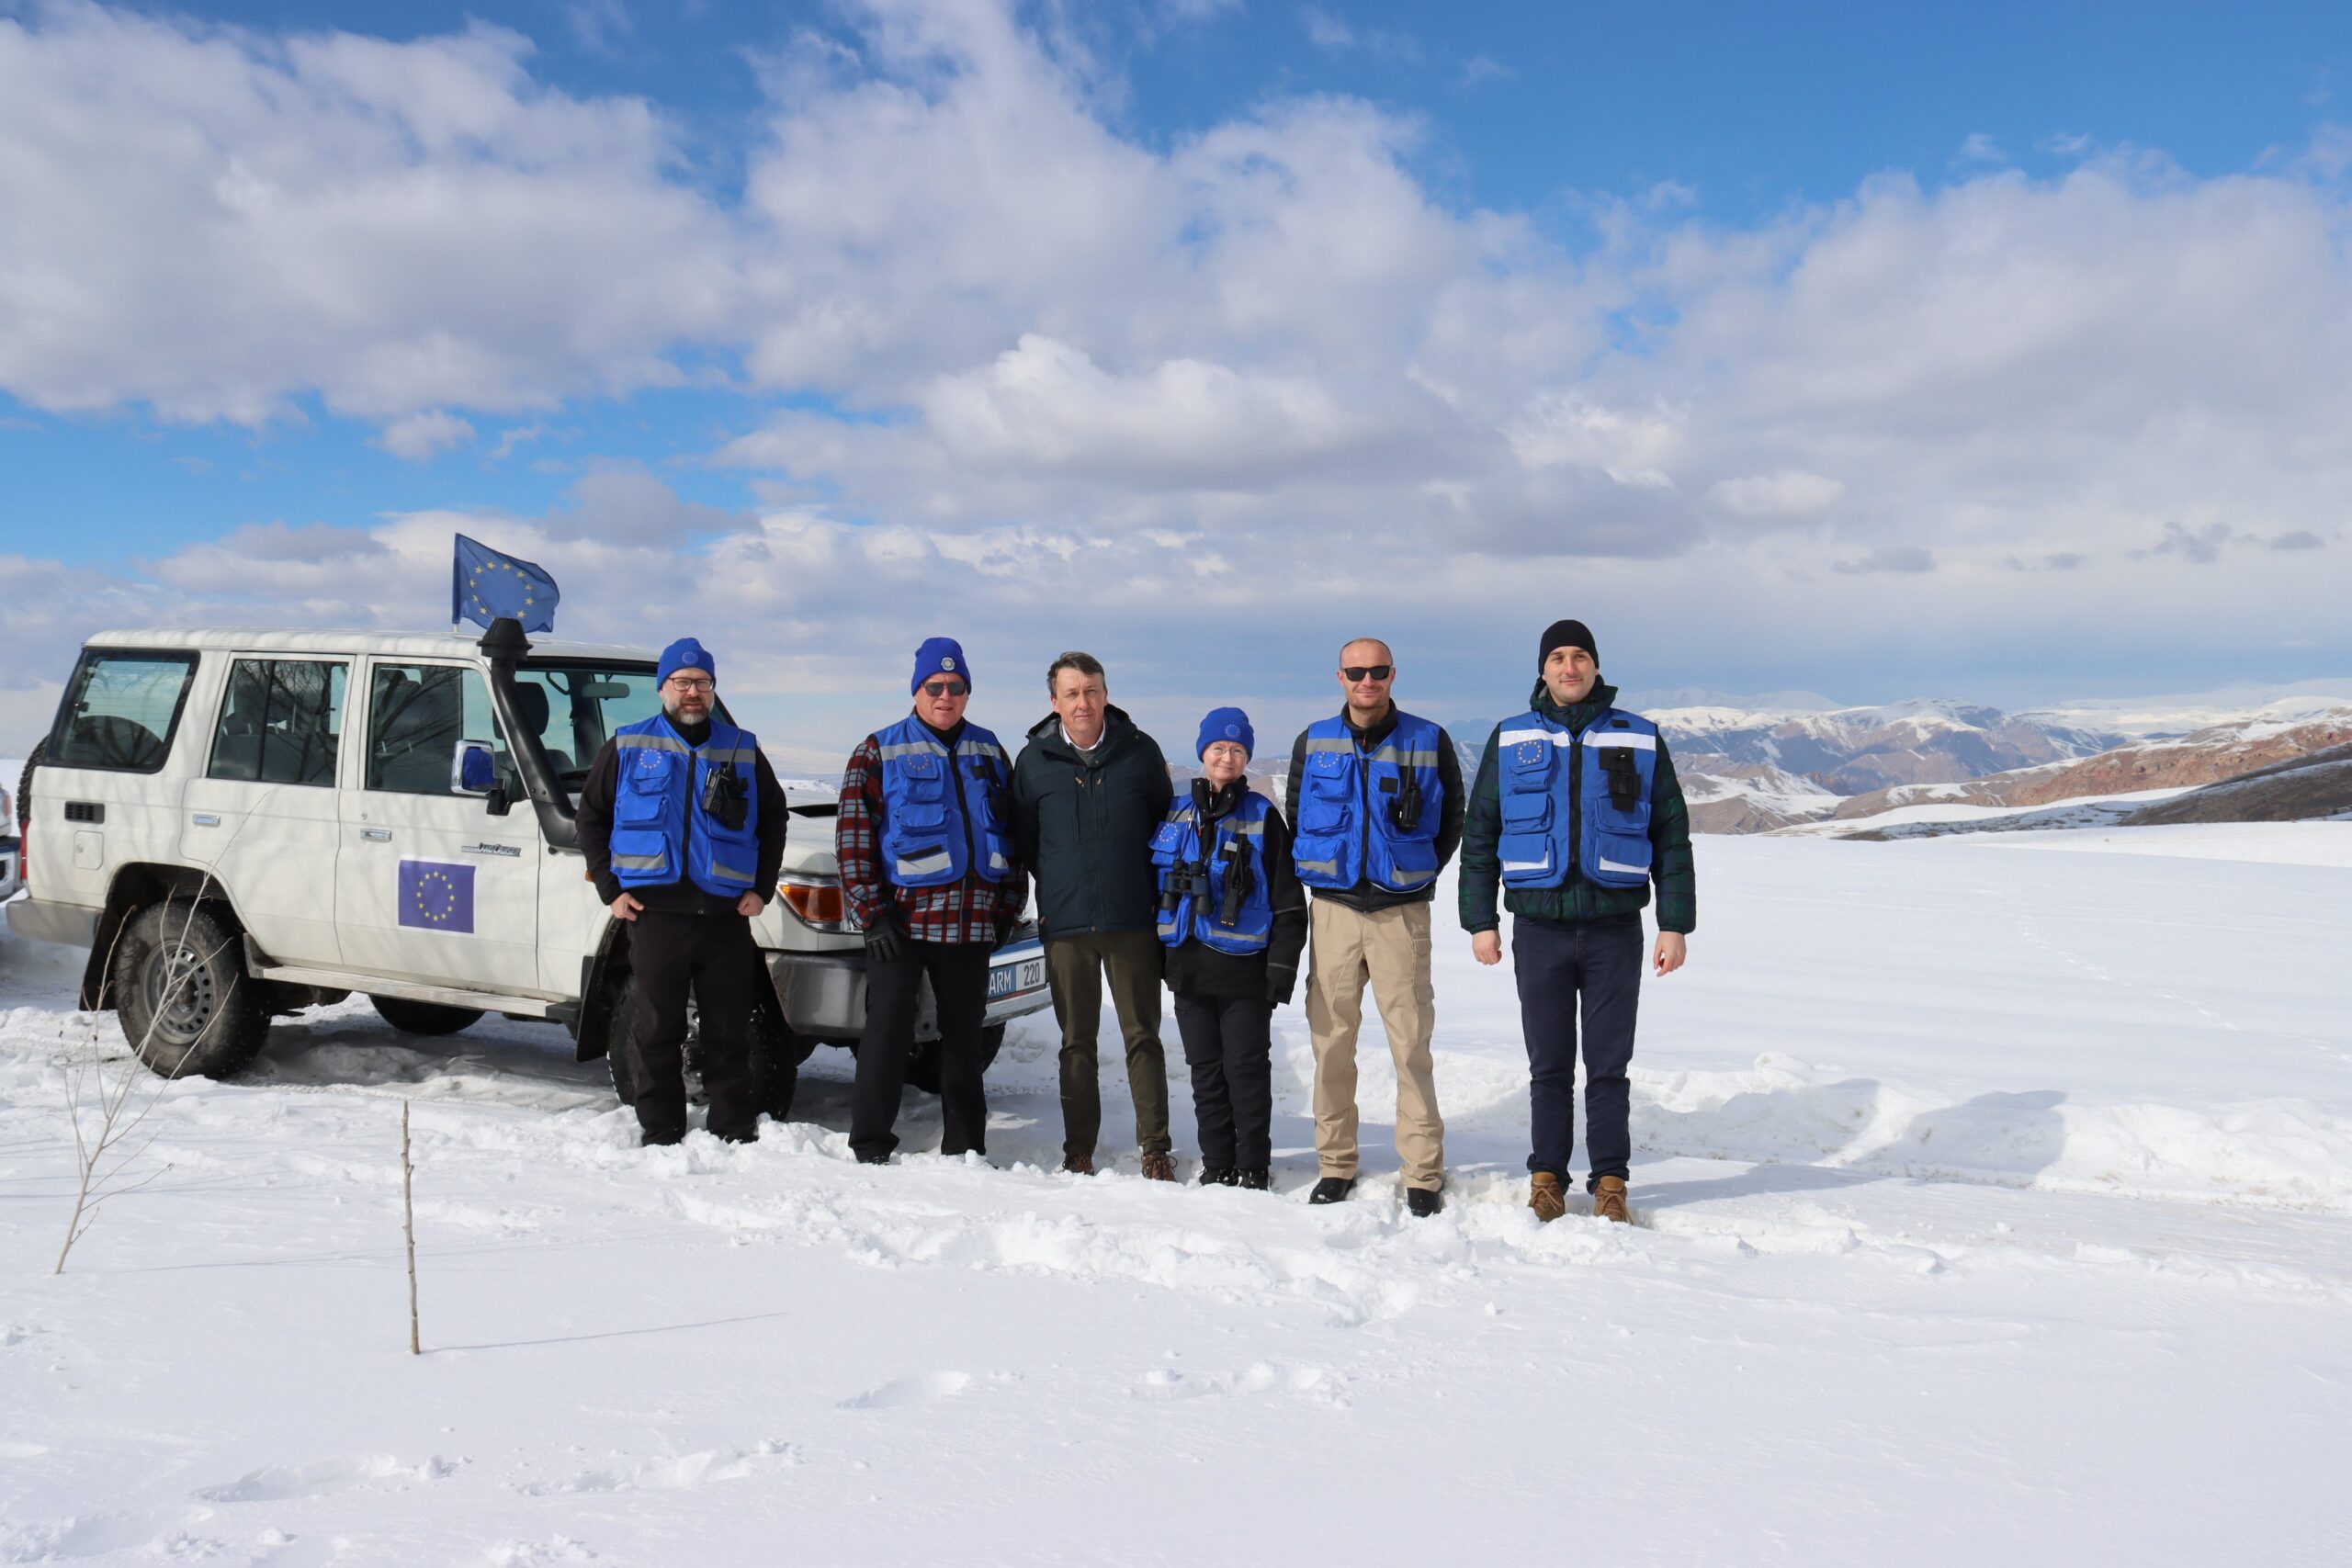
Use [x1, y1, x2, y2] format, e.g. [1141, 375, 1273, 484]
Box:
[1592, 830, 1652, 883]
[1148, 818, 1187, 866]
[1385, 840, 1438, 888]
[609, 826, 671, 876]
[616, 751, 673, 826]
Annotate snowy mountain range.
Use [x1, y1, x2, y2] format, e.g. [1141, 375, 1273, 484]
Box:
[1625, 681, 2352, 833]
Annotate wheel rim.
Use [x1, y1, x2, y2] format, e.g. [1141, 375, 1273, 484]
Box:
[142, 940, 218, 1049]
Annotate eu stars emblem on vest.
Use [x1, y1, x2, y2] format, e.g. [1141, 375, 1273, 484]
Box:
[398, 860, 476, 933]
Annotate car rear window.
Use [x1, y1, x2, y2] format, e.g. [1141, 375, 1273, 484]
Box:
[50, 648, 201, 773]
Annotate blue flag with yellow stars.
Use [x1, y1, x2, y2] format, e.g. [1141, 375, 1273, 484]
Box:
[453, 534, 559, 633]
[398, 860, 476, 934]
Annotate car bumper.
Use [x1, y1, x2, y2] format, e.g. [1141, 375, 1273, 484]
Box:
[6, 895, 97, 948]
[763, 929, 1053, 1043]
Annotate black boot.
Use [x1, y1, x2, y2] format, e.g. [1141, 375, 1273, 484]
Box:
[1237, 1168, 1271, 1190]
[1308, 1176, 1357, 1205]
[1405, 1186, 1444, 1218]
[1198, 1163, 1238, 1187]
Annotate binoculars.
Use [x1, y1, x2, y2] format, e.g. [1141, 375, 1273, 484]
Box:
[1161, 842, 1255, 928]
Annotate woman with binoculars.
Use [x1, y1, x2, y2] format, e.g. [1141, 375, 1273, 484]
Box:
[1148, 708, 1308, 1190]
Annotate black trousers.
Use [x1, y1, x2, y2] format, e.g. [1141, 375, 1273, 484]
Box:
[1173, 989, 1274, 1170]
[851, 939, 992, 1162]
[1513, 917, 1643, 1189]
[631, 910, 760, 1141]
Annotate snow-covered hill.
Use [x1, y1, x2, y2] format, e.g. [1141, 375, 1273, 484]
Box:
[3, 830, 2349, 1562]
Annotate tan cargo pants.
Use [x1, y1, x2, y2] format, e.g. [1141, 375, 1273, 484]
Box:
[1305, 899, 1445, 1190]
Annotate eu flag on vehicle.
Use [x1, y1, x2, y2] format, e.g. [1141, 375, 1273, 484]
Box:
[453, 535, 559, 634]
[398, 860, 476, 934]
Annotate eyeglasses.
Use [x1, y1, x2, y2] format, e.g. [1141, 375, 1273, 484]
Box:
[921, 679, 969, 698]
[666, 676, 715, 694]
[1340, 665, 1394, 682]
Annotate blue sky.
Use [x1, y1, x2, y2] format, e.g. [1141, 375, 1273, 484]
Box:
[3, 0, 2350, 753]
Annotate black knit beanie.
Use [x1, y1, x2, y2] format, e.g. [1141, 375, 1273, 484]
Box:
[1538, 618, 1599, 671]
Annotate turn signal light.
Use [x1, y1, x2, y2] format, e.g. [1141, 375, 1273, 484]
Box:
[779, 877, 847, 931]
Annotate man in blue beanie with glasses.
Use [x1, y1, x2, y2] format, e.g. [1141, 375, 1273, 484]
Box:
[578, 636, 790, 1146]
[836, 637, 1029, 1165]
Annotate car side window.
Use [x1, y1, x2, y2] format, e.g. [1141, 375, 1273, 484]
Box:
[365, 663, 508, 795]
[49, 649, 200, 773]
[208, 660, 347, 786]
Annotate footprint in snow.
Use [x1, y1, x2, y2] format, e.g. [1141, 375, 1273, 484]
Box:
[839, 1371, 978, 1409]
[193, 1454, 461, 1502]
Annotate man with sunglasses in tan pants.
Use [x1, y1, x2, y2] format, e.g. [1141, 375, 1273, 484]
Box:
[1284, 638, 1465, 1216]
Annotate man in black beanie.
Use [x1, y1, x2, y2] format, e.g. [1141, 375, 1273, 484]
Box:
[1458, 619, 1695, 1224]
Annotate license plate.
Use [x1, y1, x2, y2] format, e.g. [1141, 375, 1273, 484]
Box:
[989, 956, 1046, 999]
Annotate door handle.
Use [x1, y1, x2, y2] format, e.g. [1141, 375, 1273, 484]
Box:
[360, 828, 392, 841]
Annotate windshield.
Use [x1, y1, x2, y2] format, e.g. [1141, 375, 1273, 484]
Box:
[510, 661, 736, 784]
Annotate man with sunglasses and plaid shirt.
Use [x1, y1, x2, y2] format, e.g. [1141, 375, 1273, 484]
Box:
[838, 637, 1030, 1166]
[1286, 637, 1465, 1216]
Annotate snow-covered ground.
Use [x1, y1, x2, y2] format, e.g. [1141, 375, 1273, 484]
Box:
[4, 828, 2350, 1564]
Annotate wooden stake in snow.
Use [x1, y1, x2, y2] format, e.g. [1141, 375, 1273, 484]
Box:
[402, 1102, 420, 1356]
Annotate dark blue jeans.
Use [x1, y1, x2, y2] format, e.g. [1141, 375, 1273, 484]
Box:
[1513, 917, 1642, 1189]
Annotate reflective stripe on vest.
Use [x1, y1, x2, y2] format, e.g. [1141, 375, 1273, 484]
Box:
[875, 715, 1012, 889]
[1150, 793, 1275, 954]
[1494, 706, 1658, 892]
[1290, 711, 1445, 893]
[608, 713, 763, 899]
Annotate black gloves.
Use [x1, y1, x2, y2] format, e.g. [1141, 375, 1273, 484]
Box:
[865, 909, 908, 966]
[1267, 964, 1297, 1008]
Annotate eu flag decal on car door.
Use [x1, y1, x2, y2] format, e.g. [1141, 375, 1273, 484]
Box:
[399, 861, 477, 933]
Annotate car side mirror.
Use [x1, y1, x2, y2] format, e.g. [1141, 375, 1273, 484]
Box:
[453, 740, 498, 796]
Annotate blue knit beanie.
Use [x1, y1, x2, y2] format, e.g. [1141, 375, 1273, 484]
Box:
[910, 636, 970, 694]
[1195, 705, 1254, 761]
[657, 637, 715, 686]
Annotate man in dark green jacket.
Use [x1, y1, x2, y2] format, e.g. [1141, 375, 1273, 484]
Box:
[1460, 619, 1695, 1224]
[1011, 651, 1178, 1179]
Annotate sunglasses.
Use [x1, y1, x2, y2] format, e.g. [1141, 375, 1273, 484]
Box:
[1340, 665, 1394, 682]
[921, 679, 970, 698]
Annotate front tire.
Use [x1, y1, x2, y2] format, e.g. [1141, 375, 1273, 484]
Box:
[369, 997, 484, 1036]
[113, 900, 271, 1078]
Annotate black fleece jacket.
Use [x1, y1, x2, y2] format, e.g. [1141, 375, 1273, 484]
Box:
[1010, 705, 1174, 939]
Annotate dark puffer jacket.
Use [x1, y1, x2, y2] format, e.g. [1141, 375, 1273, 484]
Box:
[1458, 680, 1696, 934]
[1011, 706, 1174, 940]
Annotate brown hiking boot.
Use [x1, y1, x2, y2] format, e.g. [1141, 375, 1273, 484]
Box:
[1529, 1172, 1567, 1224]
[1140, 1151, 1178, 1182]
[1061, 1153, 1095, 1176]
[1592, 1176, 1630, 1224]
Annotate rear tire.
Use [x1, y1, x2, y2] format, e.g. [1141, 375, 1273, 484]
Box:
[368, 996, 484, 1036]
[904, 1022, 1006, 1096]
[113, 900, 271, 1079]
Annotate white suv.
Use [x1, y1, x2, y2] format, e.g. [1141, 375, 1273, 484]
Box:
[7, 622, 1050, 1115]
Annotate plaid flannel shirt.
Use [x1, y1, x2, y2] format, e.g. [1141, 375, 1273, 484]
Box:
[836, 731, 1031, 945]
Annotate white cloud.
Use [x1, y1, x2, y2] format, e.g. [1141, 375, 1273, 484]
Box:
[1708, 469, 1845, 519]
[1, 0, 2349, 733]
[373, 409, 476, 461]
[0, 1, 735, 423]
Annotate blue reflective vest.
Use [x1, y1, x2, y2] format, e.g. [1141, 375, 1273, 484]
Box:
[875, 715, 1012, 888]
[1149, 790, 1274, 954]
[1493, 706, 1659, 891]
[608, 713, 763, 898]
[1291, 711, 1446, 894]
